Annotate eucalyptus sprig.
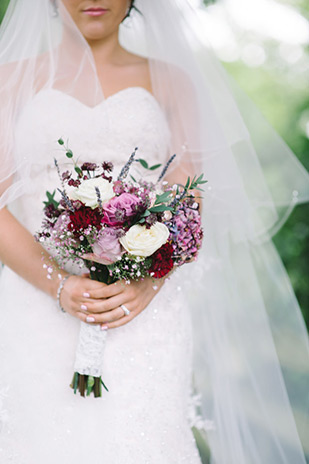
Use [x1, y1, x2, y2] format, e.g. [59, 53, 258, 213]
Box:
[130, 157, 162, 182]
[149, 191, 174, 213]
[169, 174, 207, 208]
[58, 138, 83, 177]
[136, 158, 162, 172]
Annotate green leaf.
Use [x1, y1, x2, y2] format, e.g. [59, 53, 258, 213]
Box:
[73, 372, 78, 394]
[100, 378, 109, 392]
[155, 191, 172, 204]
[58, 138, 64, 145]
[138, 158, 149, 169]
[149, 163, 162, 171]
[185, 176, 191, 190]
[86, 376, 95, 396]
[130, 175, 137, 182]
[43, 190, 59, 208]
[149, 205, 173, 213]
[66, 149, 73, 158]
[139, 210, 151, 218]
[88, 376, 95, 388]
[75, 166, 82, 175]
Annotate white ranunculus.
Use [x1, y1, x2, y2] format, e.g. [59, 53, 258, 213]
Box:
[70, 177, 114, 209]
[120, 222, 169, 257]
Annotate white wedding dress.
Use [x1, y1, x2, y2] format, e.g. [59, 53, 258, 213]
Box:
[0, 87, 203, 463]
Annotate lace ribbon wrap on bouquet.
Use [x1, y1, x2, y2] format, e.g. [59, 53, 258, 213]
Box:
[70, 265, 114, 397]
[73, 323, 107, 378]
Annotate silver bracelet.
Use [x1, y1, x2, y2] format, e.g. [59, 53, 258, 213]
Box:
[56, 275, 71, 313]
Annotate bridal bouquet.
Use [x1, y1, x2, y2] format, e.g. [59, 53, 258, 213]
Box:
[36, 139, 205, 397]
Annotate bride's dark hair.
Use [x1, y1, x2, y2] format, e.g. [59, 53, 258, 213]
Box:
[123, 0, 139, 21]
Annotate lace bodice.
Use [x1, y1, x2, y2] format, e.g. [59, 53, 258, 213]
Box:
[12, 87, 171, 232]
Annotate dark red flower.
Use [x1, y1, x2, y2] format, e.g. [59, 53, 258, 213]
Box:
[62, 170, 71, 181]
[68, 178, 81, 187]
[81, 162, 97, 171]
[44, 203, 60, 220]
[68, 205, 103, 234]
[102, 161, 113, 172]
[149, 243, 174, 279]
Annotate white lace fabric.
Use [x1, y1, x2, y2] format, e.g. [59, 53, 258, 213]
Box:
[0, 88, 202, 463]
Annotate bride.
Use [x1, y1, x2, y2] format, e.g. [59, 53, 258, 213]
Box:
[0, 1, 309, 463]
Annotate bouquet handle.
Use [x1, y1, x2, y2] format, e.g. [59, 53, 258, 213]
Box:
[70, 263, 116, 397]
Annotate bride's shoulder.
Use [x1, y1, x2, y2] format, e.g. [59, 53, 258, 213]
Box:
[0, 52, 50, 95]
[146, 58, 197, 109]
[111, 49, 195, 99]
[148, 58, 196, 92]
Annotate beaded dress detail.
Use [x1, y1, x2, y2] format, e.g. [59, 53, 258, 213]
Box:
[0, 87, 202, 463]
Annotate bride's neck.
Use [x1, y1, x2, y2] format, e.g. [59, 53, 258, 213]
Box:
[87, 30, 124, 66]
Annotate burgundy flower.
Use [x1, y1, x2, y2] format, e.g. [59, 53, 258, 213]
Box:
[44, 203, 60, 220]
[101, 173, 113, 182]
[62, 170, 71, 181]
[68, 178, 81, 187]
[102, 161, 113, 172]
[68, 205, 103, 234]
[81, 162, 97, 171]
[149, 242, 174, 279]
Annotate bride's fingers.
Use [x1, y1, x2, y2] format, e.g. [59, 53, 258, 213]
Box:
[84, 281, 125, 300]
[106, 311, 134, 329]
[63, 276, 106, 300]
[76, 307, 126, 325]
[82, 293, 131, 314]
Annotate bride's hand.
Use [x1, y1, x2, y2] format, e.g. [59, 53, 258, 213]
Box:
[62, 276, 166, 329]
[58, 274, 117, 322]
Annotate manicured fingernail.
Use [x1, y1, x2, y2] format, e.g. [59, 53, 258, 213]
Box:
[81, 304, 88, 311]
[101, 325, 108, 331]
[83, 292, 90, 298]
[86, 316, 95, 322]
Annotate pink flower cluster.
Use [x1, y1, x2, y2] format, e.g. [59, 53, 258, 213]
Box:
[167, 200, 203, 265]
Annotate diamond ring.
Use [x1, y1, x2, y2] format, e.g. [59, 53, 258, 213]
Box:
[121, 304, 130, 316]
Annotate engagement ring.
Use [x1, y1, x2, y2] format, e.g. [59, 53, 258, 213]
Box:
[121, 304, 130, 316]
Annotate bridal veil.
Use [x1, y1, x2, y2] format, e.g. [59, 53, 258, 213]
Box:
[0, 1, 309, 462]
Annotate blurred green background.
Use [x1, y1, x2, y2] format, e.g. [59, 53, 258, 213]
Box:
[200, 0, 309, 328]
[0, 0, 307, 327]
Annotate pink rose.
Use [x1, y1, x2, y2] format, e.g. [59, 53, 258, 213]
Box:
[101, 193, 142, 227]
[82, 228, 123, 265]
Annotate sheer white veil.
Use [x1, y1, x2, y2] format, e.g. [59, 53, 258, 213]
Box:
[0, 1, 309, 462]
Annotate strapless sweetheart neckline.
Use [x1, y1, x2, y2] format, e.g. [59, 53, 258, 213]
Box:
[33, 86, 159, 110]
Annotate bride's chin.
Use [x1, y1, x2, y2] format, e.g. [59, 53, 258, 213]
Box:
[79, 23, 112, 42]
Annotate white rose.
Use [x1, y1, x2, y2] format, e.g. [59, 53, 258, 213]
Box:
[120, 223, 169, 257]
[70, 177, 114, 209]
